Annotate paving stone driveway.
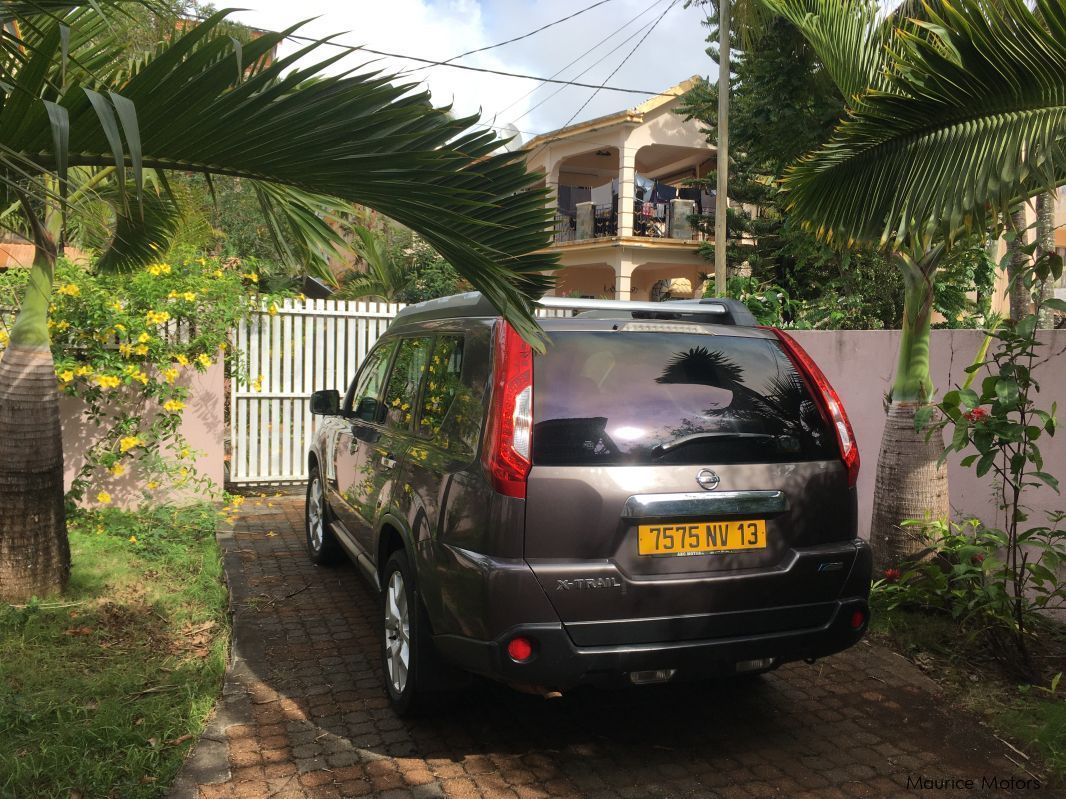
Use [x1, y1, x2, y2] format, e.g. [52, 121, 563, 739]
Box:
[170, 498, 1057, 799]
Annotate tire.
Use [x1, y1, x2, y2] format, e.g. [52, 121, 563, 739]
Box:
[305, 465, 342, 566]
[380, 549, 461, 715]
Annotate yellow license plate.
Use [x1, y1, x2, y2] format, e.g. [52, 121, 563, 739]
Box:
[638, 520, 767, 556]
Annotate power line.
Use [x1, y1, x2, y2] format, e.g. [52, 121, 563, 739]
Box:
[403, 0, 617, 73]
[512, 0, 671, 125]
[555, 0, 681, 133]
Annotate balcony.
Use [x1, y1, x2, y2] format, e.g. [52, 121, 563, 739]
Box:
[553, 197, 714, 245]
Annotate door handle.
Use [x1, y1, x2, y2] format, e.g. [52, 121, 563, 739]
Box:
[380, 453, 397, 469]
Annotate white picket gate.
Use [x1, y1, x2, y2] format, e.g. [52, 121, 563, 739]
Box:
[228, 298, 404, 485]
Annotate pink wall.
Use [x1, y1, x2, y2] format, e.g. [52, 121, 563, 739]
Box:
[791, 330, 1066, 540]
[60, 361, 225, 508]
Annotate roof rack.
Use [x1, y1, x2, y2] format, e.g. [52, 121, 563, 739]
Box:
[391, 292, 756, 327]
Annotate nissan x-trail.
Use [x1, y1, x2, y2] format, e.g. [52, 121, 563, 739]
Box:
[305, 292, 872, 714]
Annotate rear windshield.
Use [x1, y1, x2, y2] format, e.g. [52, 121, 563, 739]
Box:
[532, 331, 837, 466]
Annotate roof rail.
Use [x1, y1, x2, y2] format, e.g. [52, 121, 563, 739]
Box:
[391, 292, 756, 327]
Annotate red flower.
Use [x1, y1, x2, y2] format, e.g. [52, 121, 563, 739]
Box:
[883, 568, 902, 583]
[964, 407, 989, 423]
[971, 553, 986, 565]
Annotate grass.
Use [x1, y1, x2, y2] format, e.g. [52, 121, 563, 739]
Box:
[870, 604, 1066, 778]
[0, 503, 229, 799]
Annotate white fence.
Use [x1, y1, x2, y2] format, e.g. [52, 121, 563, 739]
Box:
[229, 298, 404, 485]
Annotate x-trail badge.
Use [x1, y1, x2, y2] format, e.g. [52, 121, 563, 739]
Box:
[696, 469, 720, 491]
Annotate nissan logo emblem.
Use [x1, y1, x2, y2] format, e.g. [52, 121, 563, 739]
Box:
[696, 469, 720, 491]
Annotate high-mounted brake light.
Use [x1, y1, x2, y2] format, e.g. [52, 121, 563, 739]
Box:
[483, 321, 533, 498]
[765, 328, 859, 488]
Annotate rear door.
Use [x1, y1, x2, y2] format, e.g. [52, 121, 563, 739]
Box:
[523, 327, 857, 637]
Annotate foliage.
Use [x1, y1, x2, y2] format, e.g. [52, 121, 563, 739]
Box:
[764, 0, 1066, 248]
[933, 237, 998, 329]
[0, 502, 227, 799]
[335, 225, 469, 304]
[0, 253, 267, 503]
[1, 5, 557, 343]
[879, 255, 1066, 679]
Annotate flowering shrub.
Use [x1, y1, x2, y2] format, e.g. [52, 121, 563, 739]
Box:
[0, 252, 276, 505]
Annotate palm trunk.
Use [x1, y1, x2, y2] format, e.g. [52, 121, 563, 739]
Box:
[1035, 191, 1056, 329]
[0, 207, 68, 601]
[1006, 204, 1030, 322]
[871, 253, 948, 571]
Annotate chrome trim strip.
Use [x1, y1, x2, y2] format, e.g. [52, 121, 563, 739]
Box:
[537, 296, 728, 315]
[622, 490, 788, 518]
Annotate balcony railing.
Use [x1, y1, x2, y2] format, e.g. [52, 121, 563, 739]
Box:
[553, 202, 713, 245]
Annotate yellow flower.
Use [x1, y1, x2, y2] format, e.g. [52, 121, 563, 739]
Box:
[110, 463, 126, 477]
[97, 491, 112, 505]
[56, 320, 70, 331]
[242, 272, 259, 283]
[128, 535, 137, 544]
[110, 302, 123, 312]
[146, 480, 159, 490]
[114, 323, 126, 332]
[96, 375, 121, 389]
[179, 446, 191, 459]
[213, 269, 224, 279]
[167, 290, 179, 299]
[57, 283, 80, 297]
[137, 332, 150, 344]
[0, 330, 8, 346]
[196, 354, 212, 369]
[218, 342, 227, 352]
[133, 344, 149, 356]
[197, 257, 207, 266]
[119, 343, 134, 357]
[297, 293, 306, 301]
[182, 292, 196, 302]
[391, 398, 401, 407]
[176, 354, 190, 367]
[147, 263, 172, 276]
[58, 370, 74, 383]
[267, 303, 278, 317]
[131, 370, 149, 385]
[145, 310, 170, 325]
[119, 436, 142, 453]
[163, 399, 185, 412]
[401, 403, 410, 411]
[229, 495, 245, 507]
[179, 466, 190, 478]
[75, 365, 92, 377]
[252, 375, 263, 392]
[163, 367, 179, 384]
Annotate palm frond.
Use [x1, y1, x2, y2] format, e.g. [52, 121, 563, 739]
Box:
[779, 0, 1066, 248]
[3, 7, 559, 344]
[253, 182, 351, 287]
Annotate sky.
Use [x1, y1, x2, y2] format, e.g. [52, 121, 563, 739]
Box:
[228, 0, 717, 145]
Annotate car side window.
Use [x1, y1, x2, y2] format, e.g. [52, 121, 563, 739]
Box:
[418, 335, 479, 455]
[346, 341, 396, 423]
[383, 337, 432, 431]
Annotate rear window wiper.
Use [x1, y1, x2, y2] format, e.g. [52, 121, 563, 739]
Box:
[651, 431, 780, 456]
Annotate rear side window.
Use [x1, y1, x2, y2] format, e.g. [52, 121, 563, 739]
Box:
[532, 331, 836, 466]
[417, 335, 481, 457]
[383, 337, 432, 430]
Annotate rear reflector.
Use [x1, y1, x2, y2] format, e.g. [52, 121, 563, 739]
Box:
[765, 328, 860, 488]
[483, 321, 534, 498]
[850, 609, 867, 630]
[507, 636, 534, 663]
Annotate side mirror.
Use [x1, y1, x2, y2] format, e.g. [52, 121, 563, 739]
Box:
[353, 396, 381, 422]
[310, 389, 340, 416]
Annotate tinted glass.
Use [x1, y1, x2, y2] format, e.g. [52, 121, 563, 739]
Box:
[418, 336, 462, 434]
[532, 331, 836, 466]
[383, 337, 432, 431]
[347, 340, 396, 422]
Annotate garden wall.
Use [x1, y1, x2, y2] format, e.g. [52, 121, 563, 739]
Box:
[59, 361, 225, 508]
[792, 329, 1066, 540]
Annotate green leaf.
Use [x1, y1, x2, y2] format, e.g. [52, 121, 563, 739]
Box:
[995, 378, 1020, 407]
[1032, 471, 1060, 493]
[976, 450, 996, 477]
[1043, 298, 1066, 313]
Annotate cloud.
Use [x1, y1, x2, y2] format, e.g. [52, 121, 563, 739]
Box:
[230, 0, 716, 144]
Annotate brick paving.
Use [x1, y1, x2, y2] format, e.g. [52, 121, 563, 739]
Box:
[170, 498, 1059, 799]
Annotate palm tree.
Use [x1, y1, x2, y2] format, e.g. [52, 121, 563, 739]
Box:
[0, 4, 557, 600]
[759, 0, 1065, 568]
[337, 226, 412, 303]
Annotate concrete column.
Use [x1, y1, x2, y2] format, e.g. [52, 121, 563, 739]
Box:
[576, 202, 595, 240]
[615, 251, 636, 300]
[670, 199, 696, 239]
[617, 136, 636, 237]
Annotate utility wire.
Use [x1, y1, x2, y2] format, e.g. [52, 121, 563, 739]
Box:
[512, 0, 670, 125]
[402, 0, 617, 73]
[554, 0, 681, 134]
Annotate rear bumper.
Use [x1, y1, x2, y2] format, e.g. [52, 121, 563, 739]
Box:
[434, 595, 870, 689]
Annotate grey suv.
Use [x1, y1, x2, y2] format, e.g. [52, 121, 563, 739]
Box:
[306, 293, 871, 714]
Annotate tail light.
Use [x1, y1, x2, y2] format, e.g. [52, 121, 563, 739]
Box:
[483, 321, 533, 498]
[766, 328, 859, 488]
